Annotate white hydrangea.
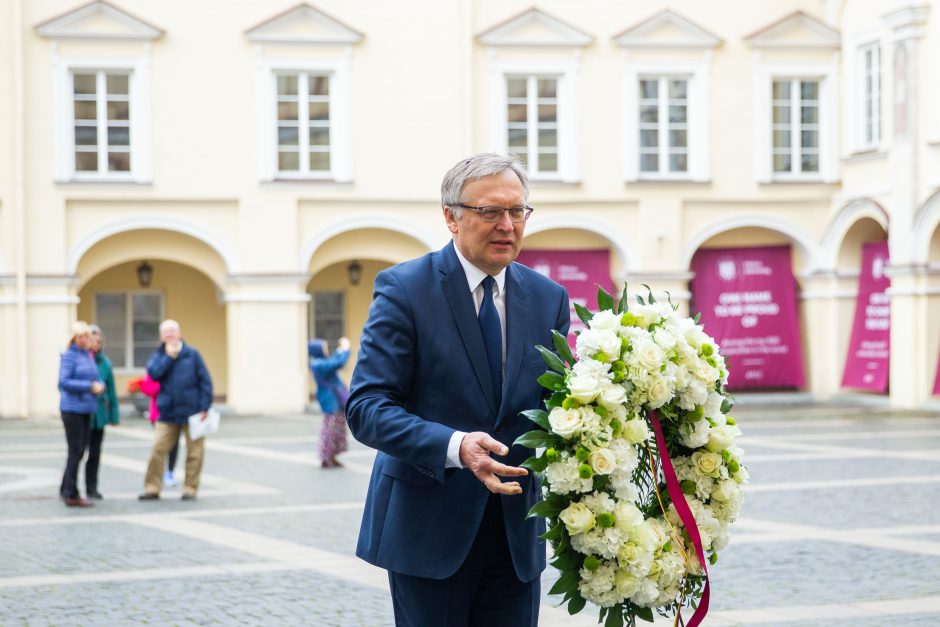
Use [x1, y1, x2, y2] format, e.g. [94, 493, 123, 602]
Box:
[578, 563, 620, 607]
[544, 456, 593, 495]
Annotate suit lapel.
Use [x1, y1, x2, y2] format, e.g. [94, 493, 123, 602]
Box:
[498, 263, 528, 425]
[438, 243, 499, 415]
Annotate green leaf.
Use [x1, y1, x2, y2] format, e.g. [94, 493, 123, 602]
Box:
[567, 594, 587, 615]
[642, 284, 655, 304]
[552, 330, 575, 366]
[636, 607, 654, 622]
[604, 605, 624, 627]
[635, 294, 645, 306]
[539, 521, 564, 540]
[514, 430, 562, 450]
[537, 371, 566, 392]
[546, 391, 566, 409]
[597, 286, 614, 312]
[521, 455, 548, 473]
[721, 397, 735, 414]
[574, 302, 594, 327]
[548, 568, 579, 596]
[618, 283, 629, 315]
[521, 408, 550, 430]
[693, 311, 702, 324]
[537, 345, 567, 373]
[550, 549, 582, 571]
[527, 498, 563, 519]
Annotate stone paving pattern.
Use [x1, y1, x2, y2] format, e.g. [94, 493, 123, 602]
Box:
[1, 405, 939, 625]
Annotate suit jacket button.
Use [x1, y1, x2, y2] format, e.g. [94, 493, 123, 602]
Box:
[494, 426, 503, 433]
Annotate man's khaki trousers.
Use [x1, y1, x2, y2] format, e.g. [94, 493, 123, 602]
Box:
[143, 421, 205, 497]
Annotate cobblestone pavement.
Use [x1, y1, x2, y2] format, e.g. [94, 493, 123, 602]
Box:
[1, 405, 939, 626]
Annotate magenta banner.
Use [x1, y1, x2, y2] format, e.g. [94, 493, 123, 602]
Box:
[691, 245, 804, 390]
[516, 249, 612, 346]
[841, 242, 890, 392]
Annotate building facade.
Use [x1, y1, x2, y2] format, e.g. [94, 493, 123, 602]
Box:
[1, 0, 938, 417]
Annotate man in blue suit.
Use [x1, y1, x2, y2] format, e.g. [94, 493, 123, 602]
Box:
[347, 153, 570, 626]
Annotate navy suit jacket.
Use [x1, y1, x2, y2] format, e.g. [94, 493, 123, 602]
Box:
[347, 241, 570, 582]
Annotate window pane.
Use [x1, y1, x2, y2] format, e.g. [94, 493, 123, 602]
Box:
[640, 129, 658, 148]
[538, 128, 557, 147]
[669, 129, 687, 148]
[310, 151, 331, 171]
[537, 79, 556, 98]
[639, 80, 658, 99]
[537, 104, 556, 122]
[313, 291, 344, 349]
[107, 100, 129, 121]
[308, 101, 329, 121]
[309, 126, 329, 146]
[131, 294, 160, 367]
[107, 126, 130, 146]
[801, 152, 819, 172]
[278, 151, 299, 171]
[801, 106, 818, 124]
[74, 100, 96, 120]
[538, 152, 557, 172]
[639, 105, 658, 123]
[277, 75, 298, 96]
[308, 75, 329, 96]
[73, 74, 96, 95]
[278, 101, 298, 120]
[669, 153, 688, 172]
[96, 294, 127, 369]
[278, 126, 299, 146]
[75, 125, 98, 146]
[773, 130, 790, 148]
[507, 104, 527, 123]
[800, 81, 819, 100]
[773, 153, 791, 172]
[508, 128, 527, 148]
[772, 81, 790, 99]
[108, 151, 130, 172]
[640, 153, 658, 172]
[669, 80, 687, 99]
[106, 74, 129, 95]
[668, 105, 687, 123]
[800, 130, 818, 148]
[773, 106, 790, 124]
[75, 151, 98, 171]
[507, 79, 527, 98]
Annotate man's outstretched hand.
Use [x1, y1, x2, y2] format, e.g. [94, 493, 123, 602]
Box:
[459, 432, 528, 495]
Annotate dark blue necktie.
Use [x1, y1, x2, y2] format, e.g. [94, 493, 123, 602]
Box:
[478, 276, 502, 407]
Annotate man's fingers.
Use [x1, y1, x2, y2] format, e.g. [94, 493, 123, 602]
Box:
[475, 435, 509, 456]
[484, 478, 522, 495]
[485, 461, 528, 477]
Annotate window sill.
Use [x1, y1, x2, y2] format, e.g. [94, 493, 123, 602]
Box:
[761, 177, 839, 185]
[266, 177, 351, 185]
[842, 149, 887, 163]
[630, 177, 710, 185]
[56, 177, 151, 185]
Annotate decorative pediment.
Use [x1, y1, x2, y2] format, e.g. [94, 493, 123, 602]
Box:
[746, 11, 840, 49]
[246, 4, 363, 44]
[35, 0, 163, 40]
[477, 8, 593, 47]
[613, 10, 722, 49]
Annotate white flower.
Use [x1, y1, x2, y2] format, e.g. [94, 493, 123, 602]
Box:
[577, 329, 621, 361]
[597, 382, 628, 410]
[560, 502, 595, 535]
[703, 392, 724, 419]
[568, 374, 603, 404]
[615, 569, 642, 598]
[579, 563, 619, 607]
[631, 578, 660, 607]
[679, 417, 710, 449]
[652, 327, 677, 351]
[548, 407, 583, 439]
[545, 457, 593, 494]
[692, 451, 723, 478]
[644, 374, 673, 409]
[589, 448, 617, 475]
[589, 310, 622, 332]
[621, 418, 650, 444]
[571, 358, 611, 379]
[706, 424, 741, 453]
[634, 339, 666, 371]
[614, 501, 644, 531]
[712, 479, 740, 503]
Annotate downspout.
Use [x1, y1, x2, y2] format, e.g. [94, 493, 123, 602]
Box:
[13, 0, 28, 417]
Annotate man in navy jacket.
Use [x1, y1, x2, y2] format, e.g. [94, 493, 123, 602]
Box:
[139, 319, 213, 501]
[348, 154, 570, 626]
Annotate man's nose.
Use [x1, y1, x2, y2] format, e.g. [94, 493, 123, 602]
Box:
[494, 209, 514, 230]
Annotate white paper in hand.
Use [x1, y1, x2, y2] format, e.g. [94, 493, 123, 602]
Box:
[188, 408, 220, 440]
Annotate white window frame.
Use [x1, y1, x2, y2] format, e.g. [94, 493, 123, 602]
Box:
[770, 78, 822, 178]
[857, 41, 883, 150]
[258, 58, 352, 183]
[93, 290, 165, 374]
[505, 75, 561, 179]
[488, 60, 581, 183]
[52, 57, 152, 183]
[622, 58, 711, 182]
[754, 59, 839, 183]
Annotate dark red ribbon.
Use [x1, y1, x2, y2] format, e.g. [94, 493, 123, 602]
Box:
[649, 410, 710, 627]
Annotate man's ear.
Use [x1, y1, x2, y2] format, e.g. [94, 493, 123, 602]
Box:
[443, 207, 459, 234]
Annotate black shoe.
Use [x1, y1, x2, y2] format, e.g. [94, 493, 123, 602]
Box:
[138, 493, 160, 500]
[64, 497, 95, 508]
[181, 493, 197, 501]
[87, 491, 103, 500]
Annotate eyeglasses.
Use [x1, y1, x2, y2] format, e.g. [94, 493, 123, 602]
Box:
[451, 204, 534, 223]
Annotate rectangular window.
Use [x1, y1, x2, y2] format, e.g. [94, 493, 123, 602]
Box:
[311, 291, 344, 350]
[72, 70, 131, 174]
[94, 292, 162, 370]
[276, 72, 331, 175]
[772, 79, 820, 176]
[860, 43, 882, 147]
[638, 77, 689, 176]
[506, 76, 558, 176]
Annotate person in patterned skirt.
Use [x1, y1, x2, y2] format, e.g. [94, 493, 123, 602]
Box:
[308, 336, 351, 468]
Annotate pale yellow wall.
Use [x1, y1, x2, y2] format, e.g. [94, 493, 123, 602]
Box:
[306, 227, 431, 278]
[76, 260, 228, 397]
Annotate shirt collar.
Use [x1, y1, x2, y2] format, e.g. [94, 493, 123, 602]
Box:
[452, 243, 506, 296]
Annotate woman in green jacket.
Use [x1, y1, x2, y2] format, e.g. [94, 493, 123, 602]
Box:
[87, 325, 120, 499]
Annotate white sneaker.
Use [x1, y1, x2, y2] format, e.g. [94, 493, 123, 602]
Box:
[163, 470, 179, 487]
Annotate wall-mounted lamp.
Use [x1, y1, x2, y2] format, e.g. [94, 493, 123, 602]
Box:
[347, 260, 363, 286]
[136, 260, 154, 288]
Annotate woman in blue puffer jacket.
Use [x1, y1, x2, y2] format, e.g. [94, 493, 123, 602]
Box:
[57, 321, 104, 508]
[308, 336, 350, 468]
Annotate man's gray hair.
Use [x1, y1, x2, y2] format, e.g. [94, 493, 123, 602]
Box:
[441, 153, 528, 219]
[159, 319, 180, 334]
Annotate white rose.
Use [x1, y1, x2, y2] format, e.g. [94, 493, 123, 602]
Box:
[597, 330, 623, 359]
[548, 407, 583, 439]
[589, 448, 617, 475]
[645, 374, 672, 409]
[598, 383, 627, 410]
[567, 374, 601, 404]
[634, 339, 665, 371]
[589, 310, 621, 332]
[630, 520, 661, 550]
[692, 451, 723, 478]
[615, 570, 641, 597]
[572, 358, 610, 378]
[703, 392, 724, 419]
[652, 328, 677, 350]
[733, 466, 750, 484]
[711, 479, 739, 503]
[614, 501, 644, 531]
[559, 502, 595, 535]
[621, 418, 650, 444]
[705, 424, 740, 453]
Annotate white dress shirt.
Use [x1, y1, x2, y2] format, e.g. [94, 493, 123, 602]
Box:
[445, 245, 507, 468]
